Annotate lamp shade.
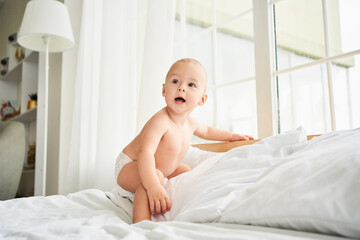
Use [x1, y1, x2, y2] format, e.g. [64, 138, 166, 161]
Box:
[18, 0, 74, 53]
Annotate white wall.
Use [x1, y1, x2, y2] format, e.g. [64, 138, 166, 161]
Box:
[0, 0, 29, 59]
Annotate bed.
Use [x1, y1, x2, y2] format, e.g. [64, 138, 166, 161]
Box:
[0, 127, 359, 239]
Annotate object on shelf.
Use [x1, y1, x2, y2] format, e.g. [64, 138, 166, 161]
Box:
[27, 142, 36, 166]
[27, 93, 37, 110]
[0, 101, 20, 121]
[0, 57, 8, 66]
[0, 57, 9, 76]
[15, 47, 25, 62]
[7, 32, 25, 70]
[8, 33, 17, 43]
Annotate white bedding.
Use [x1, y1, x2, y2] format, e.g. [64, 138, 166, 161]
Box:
[1, 127, 359, 239]
[152, 127, 360, 238]
[0, 189, 351, 239]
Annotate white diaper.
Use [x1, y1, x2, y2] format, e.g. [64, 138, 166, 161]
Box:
[114, 151, 169, 203]
[115, 151, 133, 177]
[114, 152, 135, 202]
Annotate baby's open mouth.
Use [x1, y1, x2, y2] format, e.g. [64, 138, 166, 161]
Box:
[175, 97, 186, 103]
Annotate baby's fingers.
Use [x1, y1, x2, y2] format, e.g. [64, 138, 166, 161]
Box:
[166, 196, 171, 211]
[149, 198, 155, 215]
[161, 195, 172, 214]
[155, 200, 161, 215]
[246, 135, 254, 140]
[160, 198, 167, 214]
[238, 135, 249, 141]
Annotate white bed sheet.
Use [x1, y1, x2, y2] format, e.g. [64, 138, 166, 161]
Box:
[0, 189, 351, 240]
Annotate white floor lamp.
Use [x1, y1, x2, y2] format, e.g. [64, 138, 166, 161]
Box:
[18, 0, 75, 196]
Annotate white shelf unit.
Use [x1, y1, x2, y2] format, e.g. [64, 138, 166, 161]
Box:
[0, 51, 40, 197]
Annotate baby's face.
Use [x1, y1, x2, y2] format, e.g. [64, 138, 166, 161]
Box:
[163, 60, 208, 114]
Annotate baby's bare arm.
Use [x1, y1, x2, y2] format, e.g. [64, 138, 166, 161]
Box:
[136, 112, 171, 214]
[193, 119, 253, 141]
[137, 113, 168, 189]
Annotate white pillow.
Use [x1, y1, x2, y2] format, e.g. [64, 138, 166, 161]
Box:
[220, 128, 360, 238]
[154, 127, 360, 239]
[153, 127, 307, 221]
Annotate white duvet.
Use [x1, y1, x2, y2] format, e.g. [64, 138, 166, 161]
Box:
[152, 127, 360, 238]
[1, 188, 352, 240]
[1, 127, 359, 239]
[0, 189, 351, 240]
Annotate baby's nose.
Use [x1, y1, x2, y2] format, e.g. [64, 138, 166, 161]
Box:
[178, 88, 185, 92]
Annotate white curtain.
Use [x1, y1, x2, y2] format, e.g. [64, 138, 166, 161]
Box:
[64, 0, 175, 194]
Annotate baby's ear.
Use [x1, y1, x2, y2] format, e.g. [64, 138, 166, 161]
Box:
[198, 93, 208, 106]
[162, 84, 165, 97]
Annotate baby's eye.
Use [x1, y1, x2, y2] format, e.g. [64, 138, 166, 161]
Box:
[188, 83, 195, 87]
[172, 79, 179, 84]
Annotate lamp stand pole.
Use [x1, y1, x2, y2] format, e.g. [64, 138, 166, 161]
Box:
[41, 36, 50, 196]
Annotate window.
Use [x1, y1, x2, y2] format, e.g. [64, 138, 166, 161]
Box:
[273, 0, 360, 134]
[173, 0, 360, 142]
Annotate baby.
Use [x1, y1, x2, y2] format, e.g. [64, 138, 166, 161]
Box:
[116, 58, 253, 223]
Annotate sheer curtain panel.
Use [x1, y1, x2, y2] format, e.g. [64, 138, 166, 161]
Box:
[63, 0, 175, 194]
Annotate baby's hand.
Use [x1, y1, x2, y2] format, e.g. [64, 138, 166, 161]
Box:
[146, 183, 171, 215]
[231, 134, 254, 141]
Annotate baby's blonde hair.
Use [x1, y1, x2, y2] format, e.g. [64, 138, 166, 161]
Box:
[165, 58, 208, 91]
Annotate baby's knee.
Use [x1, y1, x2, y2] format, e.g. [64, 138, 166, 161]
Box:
[177, 164, 191, 175]
[182, 164, 191, 172]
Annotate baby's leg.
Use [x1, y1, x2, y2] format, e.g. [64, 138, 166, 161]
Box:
[132, 184, 149, 223]
[133, 169, 165, 223]
[168, 163, 191, 180]
[117, 162, 141, 192]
